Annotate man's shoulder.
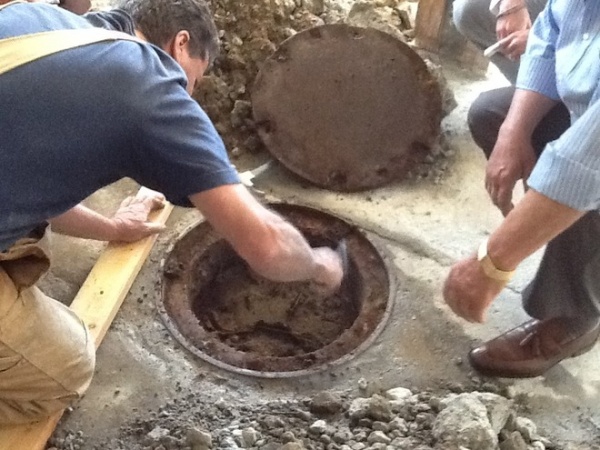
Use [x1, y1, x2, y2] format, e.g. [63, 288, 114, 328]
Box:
[84, 9, 136, 35]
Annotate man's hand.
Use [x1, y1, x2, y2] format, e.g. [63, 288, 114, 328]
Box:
[311, 246, 344, 296]
[496, 6, 531, 41]
[485, 129, 537, 216]
[111, 191, 166, 242]
[443, 256, 506, 323]
[50, 190, 167, 242]
[496, 30, 530, 61]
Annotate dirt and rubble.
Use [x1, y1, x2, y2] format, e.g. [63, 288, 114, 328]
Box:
[49, 380, 567, 450]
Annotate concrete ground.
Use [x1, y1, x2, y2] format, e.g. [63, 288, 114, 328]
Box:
[45, 60, 600, 448]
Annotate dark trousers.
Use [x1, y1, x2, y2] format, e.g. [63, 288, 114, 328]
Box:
[468, 87, 600, 323]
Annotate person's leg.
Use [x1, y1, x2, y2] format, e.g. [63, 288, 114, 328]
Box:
[453, 0, 519, 81]
[523, 213, 600, 319]
[0, 235, 95, 424]
[468, 86, 570, 159]
[469, 214, 600, 379]
[452, 0, 548, 83]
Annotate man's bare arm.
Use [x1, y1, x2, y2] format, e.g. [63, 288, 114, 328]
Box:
[486, 89, 558, 215]
[49, 191, 165, 242]
[189, 184, 343, 293]
[444, 189, 583, 323]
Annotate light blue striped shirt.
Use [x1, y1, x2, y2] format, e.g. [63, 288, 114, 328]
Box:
[517, 0, 600, 210]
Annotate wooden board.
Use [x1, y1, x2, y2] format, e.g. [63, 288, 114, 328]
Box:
[415, 0, 448, 52]
[0, 187, 173, 450]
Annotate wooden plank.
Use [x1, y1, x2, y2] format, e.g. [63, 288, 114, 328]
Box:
[0, 187, 173, 450]
[415, 0, 448, 52]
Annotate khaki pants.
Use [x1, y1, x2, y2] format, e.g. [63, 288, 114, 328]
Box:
[0, 228, 95, 424]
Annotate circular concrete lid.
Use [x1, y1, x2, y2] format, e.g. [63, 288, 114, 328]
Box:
[252, 24, 442, 191]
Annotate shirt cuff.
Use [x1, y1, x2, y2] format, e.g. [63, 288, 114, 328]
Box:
[516, 55, 560, 100]
[528, 145, 600, 211]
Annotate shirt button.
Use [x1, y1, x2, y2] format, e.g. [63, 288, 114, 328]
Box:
[583, 32, 590, 40]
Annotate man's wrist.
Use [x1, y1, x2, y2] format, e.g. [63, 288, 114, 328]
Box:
[477, 238, 516, 282]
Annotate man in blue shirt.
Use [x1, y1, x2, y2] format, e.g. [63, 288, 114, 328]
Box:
[0, 0, 343, 423]
[445, 0, 600, 378]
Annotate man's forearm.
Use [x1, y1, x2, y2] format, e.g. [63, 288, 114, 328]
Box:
[501, 89, 558, 139]
[486, 189, 584, 271]
[49, 204, 118, 241]
[189, 185, 339, 286]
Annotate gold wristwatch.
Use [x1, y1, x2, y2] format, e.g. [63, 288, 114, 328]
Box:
[477, 238, 515, 282]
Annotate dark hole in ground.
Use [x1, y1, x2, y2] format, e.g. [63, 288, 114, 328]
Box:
[160, 203, 393, 377]
[192, 241, 358, 358]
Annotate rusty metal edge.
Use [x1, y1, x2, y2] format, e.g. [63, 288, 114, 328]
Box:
[156, 205, 397, 379]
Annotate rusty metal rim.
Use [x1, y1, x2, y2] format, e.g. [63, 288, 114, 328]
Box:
[157, 204, 396, 379]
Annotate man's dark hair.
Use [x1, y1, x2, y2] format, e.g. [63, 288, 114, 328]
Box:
[118, 0, 219, 63]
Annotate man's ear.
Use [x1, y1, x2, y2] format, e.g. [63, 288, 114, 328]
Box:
[167, 30, 191, 63]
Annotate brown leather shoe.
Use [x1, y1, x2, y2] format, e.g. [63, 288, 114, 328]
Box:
[469, 317, 600, 378]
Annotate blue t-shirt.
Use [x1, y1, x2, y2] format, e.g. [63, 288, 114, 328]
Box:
[0, 3, 240, 251]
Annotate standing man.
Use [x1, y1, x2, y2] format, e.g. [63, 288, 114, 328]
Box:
[444, 0, 600, 378]
[0, 0, 343, 423]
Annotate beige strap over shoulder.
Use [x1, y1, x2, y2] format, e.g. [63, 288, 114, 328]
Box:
[0, 0, 141, 76]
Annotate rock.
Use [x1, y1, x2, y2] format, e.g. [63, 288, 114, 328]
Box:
[281, 443, 306, 450]
[332, 428, 353, 444]
[281, 431, 296, 442]
[348, 398, 371, 421]
[262, 415, 286, 429]
[241, 427, 260, 447]
[309, 419, 328, 434]
[147, 426, 170, 440]
[499, 431, 528, 450]
[350, 443, 367, 450]
[367, 430, 391, 444]
[185, 428, 212, 450]
[357, 377, 369, 391]
[432, 393, 498, 450]
[347, 0, 407, 42]
[357, 418, 373, 428]
[474, 392, 513, 434]
[531, 441, 546, 450]
[371, 421, 389, 432]
[310, 391, 344, 415]
[385, 387, 413, 402]
[221, 435, 240, 449]
[259, 443, 281, 450]
[387, 417, 408, 435]
[514, 417, 537, 442]
[366, 395, 394, 422]
[230, 100, 252, 128]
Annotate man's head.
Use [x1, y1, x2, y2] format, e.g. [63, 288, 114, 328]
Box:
[118, 0, 219, 93]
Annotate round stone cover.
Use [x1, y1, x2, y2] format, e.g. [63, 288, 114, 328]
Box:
[252, 24, 442, 191]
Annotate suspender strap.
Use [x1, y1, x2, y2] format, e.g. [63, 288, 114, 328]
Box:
[0, 1, 141, 76]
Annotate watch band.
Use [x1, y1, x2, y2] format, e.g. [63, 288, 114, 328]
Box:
[477, 238, 515, 282]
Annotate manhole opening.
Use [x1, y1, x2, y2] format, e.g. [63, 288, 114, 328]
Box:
[160, 203, 394, 378]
